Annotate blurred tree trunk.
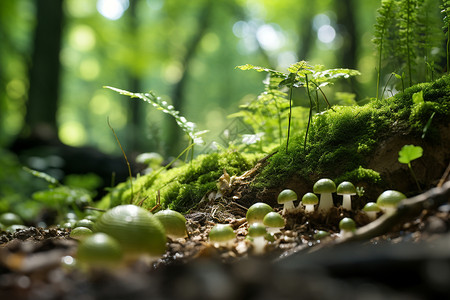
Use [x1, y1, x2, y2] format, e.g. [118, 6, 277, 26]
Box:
[297, 3, 316, 61]
[24, 0, 64, 141]
[165, 1, 213, 156]
[126, 0, 143, 154]
[335, 0, 359, 94]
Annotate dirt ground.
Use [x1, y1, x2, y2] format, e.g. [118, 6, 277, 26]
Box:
[1, 180, 450, 300]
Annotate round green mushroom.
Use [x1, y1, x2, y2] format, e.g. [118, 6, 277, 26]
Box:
[209, 224, 235, 248]
[376, 190, 406, 214]
[313, 230, 330, 240]
[247, 223, 267, 254]
[246, 202, 273, 224]
[94, 205, 166, 259]
[277, 189, 298, 214]
[77, 233, 123, 269]
[313, 179, 336, 214]
[336, 181, 356, 210]
[75, 219, 95, 230]
[0, 212, 24, 226]
[263, 212, 285, 234]
[362, 202, 381, 221]
[154, 209, 188, 239]
[301, 192, 319, 213]
[339, 217, 356, 237]
[70, 227, 93, 241]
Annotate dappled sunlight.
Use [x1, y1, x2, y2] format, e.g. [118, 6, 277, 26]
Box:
[97, 0, 129, 20]
[59, 121, 87, 146]
[68, 25, 96, 52]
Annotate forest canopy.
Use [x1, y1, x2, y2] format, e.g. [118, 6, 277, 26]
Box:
[1, 0, 386, 157]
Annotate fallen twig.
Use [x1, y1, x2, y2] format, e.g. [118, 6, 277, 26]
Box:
[342, 180, 450, 243]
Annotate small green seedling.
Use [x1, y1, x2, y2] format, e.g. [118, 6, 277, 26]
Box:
[398, 144, 423, 191]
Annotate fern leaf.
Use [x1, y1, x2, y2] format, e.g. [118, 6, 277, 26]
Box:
[105, 86, 207, 144]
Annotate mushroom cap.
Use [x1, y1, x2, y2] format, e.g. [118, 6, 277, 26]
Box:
[248, 223, 267, 238]
[376, 190, 406, 208]
[263, 212, 285, 228]
[94, 205, 166, 257]
[363, 202, 380, 212]
[70, 226, 93, 241]
[313, 179, 336, 194]
[277, 189, 298, 204]
[336, 181, 357, 195]
[154, 209, 187, 239]
[209, 224, 235, 243]
[302, 192, 319, 205]
[77, 233, 123, 266]
[339, 217, 356, 231]
[0, 212, 24, 226]
[313, 230, 330, 240]
[75, 219, 95, 230]
[246, 202, 274, 224]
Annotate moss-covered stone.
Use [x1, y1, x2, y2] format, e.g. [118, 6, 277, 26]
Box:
[255, 75, 450, 193]
[101, 75, 450, 212]
[98, 150, 260, 212]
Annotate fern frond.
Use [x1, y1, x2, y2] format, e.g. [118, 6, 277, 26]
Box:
[373, 0, 397, 99]
[105, 86, 207, 144]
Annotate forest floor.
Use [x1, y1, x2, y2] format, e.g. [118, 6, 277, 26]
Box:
[1, 178, 450, 300]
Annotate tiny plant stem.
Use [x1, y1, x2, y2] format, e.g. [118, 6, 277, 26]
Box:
[406, 0, 412, 87]
[408, 162, 422, 192]
[376, 33, 383, 100]
[107, 117, 134, 204]
[310, 81, 331, 109]
[304, 74, 313, 149]
[286, 83, 294, 153]
[381, 72, 394, 100]
[274, 98, 283, 148]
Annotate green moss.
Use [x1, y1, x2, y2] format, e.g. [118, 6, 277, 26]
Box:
[100, 76, 450, 212]
[335, 166, 382, 185]
[256, 75, 450, 188]
[99, 150, 260, 212]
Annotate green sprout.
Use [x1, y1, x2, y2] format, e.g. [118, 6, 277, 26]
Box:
[398, 144, 423, 191]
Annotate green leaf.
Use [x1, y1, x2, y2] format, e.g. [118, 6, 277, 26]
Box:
[23, 167, 60, 187]
[104, 86, 207, 142]
[398, 145, 423, 164]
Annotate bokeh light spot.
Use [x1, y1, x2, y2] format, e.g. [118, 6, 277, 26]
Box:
[97, 0, 129, 20]
[59, 121, 87, 146]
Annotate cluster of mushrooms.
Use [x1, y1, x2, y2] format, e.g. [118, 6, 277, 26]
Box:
[64, 178, 407, 268]
[209, 178, 408, 255]
[68, 205, 188, 269]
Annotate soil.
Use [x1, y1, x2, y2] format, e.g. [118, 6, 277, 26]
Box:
[1, 180, 450, 299]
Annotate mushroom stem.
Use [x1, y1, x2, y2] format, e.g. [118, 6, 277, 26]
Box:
[304, 204, 315, 213]
[252, 236, 266, 255]
[342, 195, 352, 210]
[365, 211, 377, 221]
[283, 201, 295, 215]
[317, 193, 333, 214]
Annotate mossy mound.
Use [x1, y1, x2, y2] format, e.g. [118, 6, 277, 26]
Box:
[101, 76, 450, 212]
[251, 75, 450, 204]
[98, 151, 261, 212]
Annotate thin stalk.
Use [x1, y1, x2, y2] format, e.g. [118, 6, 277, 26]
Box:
[381, 72, 395, 100]
[107, 117, 133, 203]
[273, 97, 283, 147]
[304, 74, 313, 149]
[286, 84, 294, 153]
[310, 81, 331, 109]
[406, 0, 412, 86]
[408, 163, 422, 192]
[376, 32, 384, 100]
